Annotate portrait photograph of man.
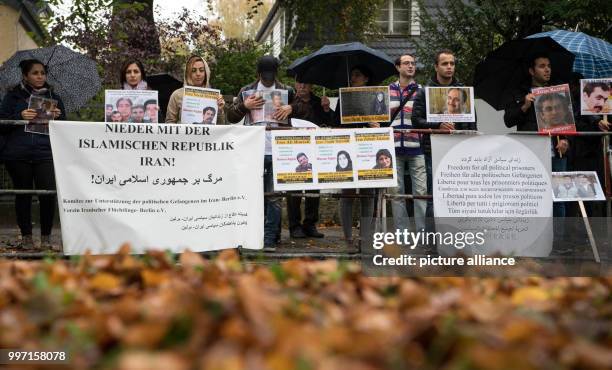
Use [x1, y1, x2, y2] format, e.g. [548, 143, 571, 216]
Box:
[425, 86, 475, 122]
[580, 79, 611, 115]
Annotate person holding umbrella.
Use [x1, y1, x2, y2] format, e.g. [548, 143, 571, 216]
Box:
[503, 53, 570, 217]
[331, 65, 379, 247]
[0, 59, 66, 250]
[165, 55, 226, 124]
[412, 49, 477, 222]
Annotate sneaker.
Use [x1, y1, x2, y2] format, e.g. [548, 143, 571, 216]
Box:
[290, 227, 307, 239]
[302, 226, 324, 238]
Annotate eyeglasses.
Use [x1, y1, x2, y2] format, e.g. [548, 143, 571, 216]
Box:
[400, 61, 416, 66]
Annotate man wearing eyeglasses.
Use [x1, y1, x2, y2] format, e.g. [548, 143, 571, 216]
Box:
[535, 93, 572, 129]
[388, 53, 427, 234]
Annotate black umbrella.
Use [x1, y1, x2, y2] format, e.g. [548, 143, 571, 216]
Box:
[474, 37, 575, 110]
[147, 73, 183, 120]
[287, 42, 396, 89]
[0, 45, 101, 113]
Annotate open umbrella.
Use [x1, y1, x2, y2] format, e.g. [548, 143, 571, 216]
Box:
[0, 45, 101, 113]
[287, 42, 396, 89]
[474, 37, 575, 110]
[526, 30, 612, 79]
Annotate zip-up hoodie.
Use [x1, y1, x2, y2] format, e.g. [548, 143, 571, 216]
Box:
[165, 55, 225, 124]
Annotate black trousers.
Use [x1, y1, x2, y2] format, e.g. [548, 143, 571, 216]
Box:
[287, 191, 320, 231]
[4, 160, 56, 236]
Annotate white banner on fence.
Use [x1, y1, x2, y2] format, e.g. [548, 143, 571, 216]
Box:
[431, 134, 553, 257]
[50, 122, 265, 255]
[271, 128, 397, 191]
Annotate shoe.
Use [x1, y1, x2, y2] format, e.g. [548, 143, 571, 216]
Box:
[263, 240, 277, 252]
[302, 226, 324, 238]
[18, 235, 35, 250]
[40, 235, 60, 252]
[290, 227, 307, 239]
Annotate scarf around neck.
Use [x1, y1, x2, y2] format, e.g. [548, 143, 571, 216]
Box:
[123, 80, 149, 90]
[21, 80, 50, 96]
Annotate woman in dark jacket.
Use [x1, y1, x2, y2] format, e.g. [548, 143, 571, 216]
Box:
[0, 59, 65, 249]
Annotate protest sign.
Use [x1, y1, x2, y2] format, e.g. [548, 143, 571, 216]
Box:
[105, 90, 159, 123]
[580, 79, 611, 115]
[339, 86, 390, 124]
[551, 171, 605, 202]
[49, 122, 265, 254]
[271, 128, 397, 191]
[273, 135, 314, 185]
[180, 87, 221, 124]
[25, 95, 57, 135]
[532, 84, 576, 133]
[241, 89, 289, 124]
[425, 86, 475, 123]
[432, 134, 553, 257]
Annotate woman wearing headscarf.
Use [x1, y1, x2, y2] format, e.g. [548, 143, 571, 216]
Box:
[165, 55, 226, 124]
[0, 59, 66, 250]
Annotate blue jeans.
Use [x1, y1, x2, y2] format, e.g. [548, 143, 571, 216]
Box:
[264, 156, 282, 245]
[389, 154, 427, 231]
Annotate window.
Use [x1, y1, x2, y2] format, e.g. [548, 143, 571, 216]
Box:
[376, 0, 412, 35]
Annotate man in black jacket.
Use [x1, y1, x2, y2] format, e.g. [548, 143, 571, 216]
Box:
[503, 53, 570, 217]
[226, 55, 296, 248]
[286, 79, 334, 239]
[411, 49, 477, 219]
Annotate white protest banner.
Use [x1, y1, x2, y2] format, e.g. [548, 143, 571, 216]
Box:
[432, 134, 553, 257]
[105, 90, 159, 123]
[580, 79, 611, 115]
[271, 128, 397, 190]
[50, 122, 265, 254]
[425, 86, 475, 123]
[180, 87, 221, 124]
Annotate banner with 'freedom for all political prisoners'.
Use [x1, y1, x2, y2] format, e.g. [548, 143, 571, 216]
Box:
[50, 122, 265, 255]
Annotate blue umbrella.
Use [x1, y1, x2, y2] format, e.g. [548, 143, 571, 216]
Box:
[287, 42, 396, 89]
[526, 30, 612, 78]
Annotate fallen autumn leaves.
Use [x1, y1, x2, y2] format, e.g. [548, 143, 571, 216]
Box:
[0, 246, 611, 370]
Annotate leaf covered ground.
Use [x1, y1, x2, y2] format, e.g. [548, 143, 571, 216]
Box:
[1, 247, 611, 370]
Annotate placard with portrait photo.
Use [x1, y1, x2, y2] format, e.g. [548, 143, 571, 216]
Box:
[425, 86, 475, 123]
[551, 171, 605, 202]
[105, 90, 159, 123]
[181, 87, 220, 124]
[532, 84, 576, 133]
[339, 86, 390, 124]
[580, 78, 611, 116]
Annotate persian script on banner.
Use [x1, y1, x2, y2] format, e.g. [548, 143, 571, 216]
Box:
[50, 122, 265, 254]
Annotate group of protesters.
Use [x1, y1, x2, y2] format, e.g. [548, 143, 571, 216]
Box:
[0, 47, 610, 250]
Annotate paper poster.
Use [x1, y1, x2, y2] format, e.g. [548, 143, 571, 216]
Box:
[551, 171, 605, 202]
[105, 90, 159, 123]
[425, 86, 475, 123]
[580, 79, 611, 115]
[273, 135, 314, 185]
[354, 129, 396, 181]
[315, 132, 355, 184]
[49, 122, 265, 254]
[532, 84, 576, 133]
[339, 86, 390, 124]
[241, 89, 288, 124]
[25, 95, 57, 135]
[180, 87, 220, 124]
[271, 128, 397, 191]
